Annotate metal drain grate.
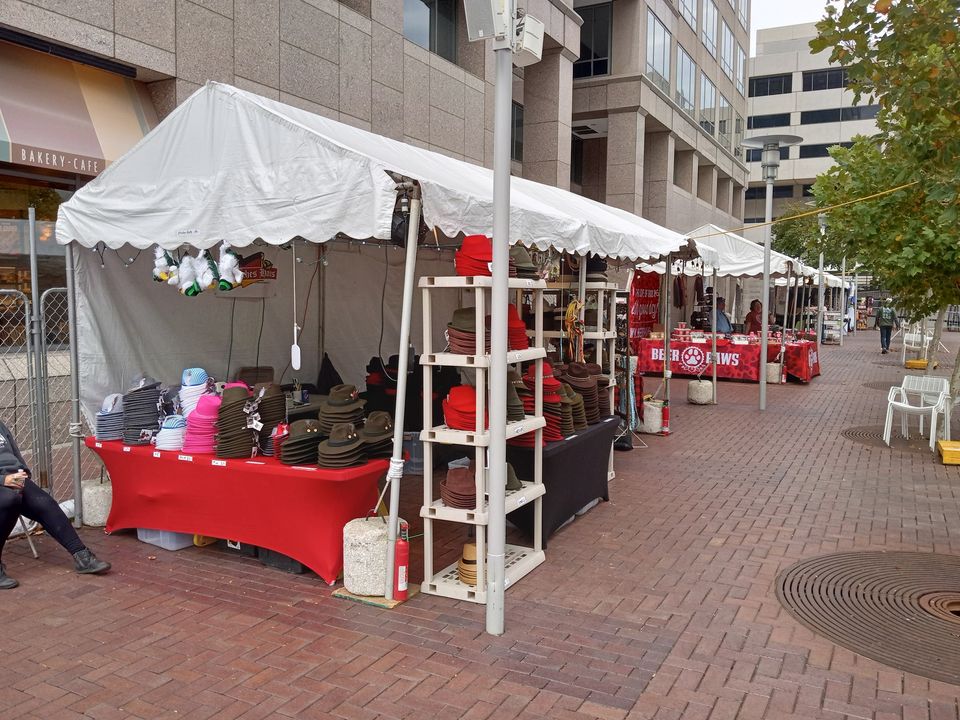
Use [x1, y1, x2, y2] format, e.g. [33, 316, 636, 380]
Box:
[840, 425, 933, 453]
[777, 552, 960, 685]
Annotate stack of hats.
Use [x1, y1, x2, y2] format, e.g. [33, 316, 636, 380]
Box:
[178, 367, 210, 417]
[563, 383, 588, 431]
[458, 543, 479, 586]
[557, 385, 575, 437]
[318, 384, 365, 436]
[154, 415, 187, 451]
[507, 304, 529, 351]
[360, 411, 393, 459]
[506, 372, 525, 422]
[528, 362, 564, 443]
[251, 383, 286, 452]
[279, 419, 323, 465]
[510, 244, 538, 279]
[182, 394, 221, 453]
[447, 308, 489, 355]
[440, 466, 476, 509]
[585, 363, 610, 414]
[122, 379, 163, 445]
[586, 254, 608, 282]
[217, 385, 256, 459]
[442, 385, 486, 431]
[317, 422, 365, 468]
[562, 363, 601, 424]
[95, 393, 124, 441]
[505, 463, 523, 491]
[260, 423, 285, 457]
[454, 235, 493, 277]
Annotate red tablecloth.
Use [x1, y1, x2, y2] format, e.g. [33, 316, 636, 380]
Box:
[637, 338, 821, 382]
[85, 438, 387, 584]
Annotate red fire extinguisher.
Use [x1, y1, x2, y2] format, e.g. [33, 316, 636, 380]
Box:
[660, 400, 671, 435]
[393, 520, 409, 601]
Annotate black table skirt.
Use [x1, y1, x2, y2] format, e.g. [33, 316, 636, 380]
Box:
[506, 416, 619, 548]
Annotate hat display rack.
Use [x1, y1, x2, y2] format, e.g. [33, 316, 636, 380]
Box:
[417, 235, 548, 604]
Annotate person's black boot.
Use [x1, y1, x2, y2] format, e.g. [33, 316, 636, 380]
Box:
[73, 549, 111, 574]
[0, 563, 18, 589]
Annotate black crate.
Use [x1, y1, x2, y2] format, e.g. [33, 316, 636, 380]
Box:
[258, 548, 307, 574]
[220, 539, 258, 557]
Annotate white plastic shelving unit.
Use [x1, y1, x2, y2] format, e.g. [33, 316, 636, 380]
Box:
[536, 279, 619, 481]
[418, 275, 547, 604]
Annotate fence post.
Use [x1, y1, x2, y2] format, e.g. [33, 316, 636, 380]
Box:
[65, 246, 83, 527]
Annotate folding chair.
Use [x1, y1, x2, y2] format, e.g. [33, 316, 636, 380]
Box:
[884, 380, 948, 451]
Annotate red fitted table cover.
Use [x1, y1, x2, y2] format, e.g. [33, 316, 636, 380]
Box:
[637, 338, 821, 382]
[86, 438, 387, 583]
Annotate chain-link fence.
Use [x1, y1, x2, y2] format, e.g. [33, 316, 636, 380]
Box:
[0, 290, 36, 476]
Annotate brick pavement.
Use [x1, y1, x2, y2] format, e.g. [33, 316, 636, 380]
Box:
[3, 331, 960, 719]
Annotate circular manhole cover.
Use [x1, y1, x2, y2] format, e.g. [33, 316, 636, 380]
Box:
[777, 552, 960, 684]
[840, 425, 933, 453]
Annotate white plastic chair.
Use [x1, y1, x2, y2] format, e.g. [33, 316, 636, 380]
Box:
[884, 383, 948, 451]
[901, 375, 951, 440]
[901, 324, 933, 363]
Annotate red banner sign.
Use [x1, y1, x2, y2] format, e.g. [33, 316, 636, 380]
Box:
[637, 339, 821, 383]
[628, 272, 661, 355]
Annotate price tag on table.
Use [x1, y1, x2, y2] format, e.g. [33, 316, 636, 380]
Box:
[211, 459, 227, 467]
[178, 454, 193, 462]
[516, 495, 527, 507]
[123, 447, 131, 453]
[94, 442, 102, 448]
[152, 451, 161, 458]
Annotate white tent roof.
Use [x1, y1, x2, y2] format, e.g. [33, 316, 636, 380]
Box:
[684, 224, 802, 278]
[56, 82, 685, 262]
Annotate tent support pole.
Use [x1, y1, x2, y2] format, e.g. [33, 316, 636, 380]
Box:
[663, 257, 671, 434]
[818, 252, 825, 346]
[779, 265, 792, 383]
[840, 257, 846, 346]
[384, 182, 422, 602]
[65, 243, 83, 527]
[711, 269, 717, 404]
[759, 178, 773, 411]
[486, 44, 513, 636]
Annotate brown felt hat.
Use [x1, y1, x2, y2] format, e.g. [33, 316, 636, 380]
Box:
[361, 411, 394, 443]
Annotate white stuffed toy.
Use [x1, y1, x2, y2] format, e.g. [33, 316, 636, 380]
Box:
[177, 255, 201, 296]
[217, 242, 245, 291]
[195, 250, 219, 291]
[152, 247, 178, 284]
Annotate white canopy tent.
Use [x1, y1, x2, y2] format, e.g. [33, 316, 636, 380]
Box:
[55, 81, 687, 615]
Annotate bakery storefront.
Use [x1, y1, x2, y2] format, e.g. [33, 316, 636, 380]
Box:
[0, 39, 157, 294]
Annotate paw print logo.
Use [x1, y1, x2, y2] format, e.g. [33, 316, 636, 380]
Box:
[680, 346, 707, 371]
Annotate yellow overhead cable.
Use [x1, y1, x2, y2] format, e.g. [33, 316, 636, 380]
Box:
[686, 180, 921, 241]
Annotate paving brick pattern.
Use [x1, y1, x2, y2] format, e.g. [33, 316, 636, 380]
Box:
[3, 331, 960, 719]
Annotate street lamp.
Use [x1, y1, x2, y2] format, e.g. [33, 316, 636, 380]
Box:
[741, 133, 801, 411]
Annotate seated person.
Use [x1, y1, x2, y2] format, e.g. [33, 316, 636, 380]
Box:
[0, 420, 110, 589]
[707, 297, 734, 334]
[745, 299, 764, 333]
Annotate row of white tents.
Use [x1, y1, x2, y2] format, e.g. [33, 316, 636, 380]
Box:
[53, 81, 849, 625]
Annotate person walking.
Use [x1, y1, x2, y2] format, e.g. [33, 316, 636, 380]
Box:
[874, 297, 899, 354]
[0, 420, 110, 588]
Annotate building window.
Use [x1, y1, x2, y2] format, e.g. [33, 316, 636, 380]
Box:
[748, 73, 792, 97]
[717, 94, 732, 149]
[737, 0, 747, 28]
[736, 44, 745, 95]
[511, 102, 523, 162]
[743, 217, 765, 224]
[700, 75, 716, 135]
[571, 135, 583, 185]
[734, 113, 743, 155]
[748, 112, 791, 130]
[403, 0, 457, 63]
[702, 0, 717, 56]
[646, 10, 671, 94]
[676, 45, 696, 113]
[800, 108, 842, 125]
[574, 4, 612, 78]
[842, 104, 880, 121]
[720, 21, 733, 80]
[799, 141, 854, 158]
[680, 0, 697, 29]
[802, 68, 849, 91]
[802, 184, 814, 197]
[746, 185, 795, 200]
[746, 146, 790, 162]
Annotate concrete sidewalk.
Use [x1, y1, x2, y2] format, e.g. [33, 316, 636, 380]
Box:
[3, 331, 960, 720]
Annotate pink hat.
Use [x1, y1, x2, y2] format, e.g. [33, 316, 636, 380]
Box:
[193, 394, 222, 419]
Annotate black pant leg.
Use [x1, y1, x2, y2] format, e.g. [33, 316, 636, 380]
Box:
[18, 479, 85, 556]
[0, 486, 25, 561]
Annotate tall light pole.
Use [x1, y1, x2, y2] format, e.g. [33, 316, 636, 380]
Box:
[817, 213, 826, 345]
[742, 134, 801, 410]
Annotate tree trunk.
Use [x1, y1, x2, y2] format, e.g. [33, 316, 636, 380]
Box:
[952, 344, 960, 401]
[926, 308, 945, 375]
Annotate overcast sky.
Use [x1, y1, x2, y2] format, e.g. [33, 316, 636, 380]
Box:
[750, 0, 833, 55]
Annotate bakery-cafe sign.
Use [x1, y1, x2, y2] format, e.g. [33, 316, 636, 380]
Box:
[12, 145, 104, 175]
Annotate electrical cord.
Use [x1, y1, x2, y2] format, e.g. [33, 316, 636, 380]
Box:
[225, 298, 237, 380]
[278, 257, 321, 384]
[255, 297, 265, 369]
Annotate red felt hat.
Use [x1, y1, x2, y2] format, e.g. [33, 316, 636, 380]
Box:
[459, 235, 493, 262]
[507, 304, 525, 327]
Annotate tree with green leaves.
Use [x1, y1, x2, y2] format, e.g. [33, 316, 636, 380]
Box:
[771, 202, 822, 266]
[811, 0, 960, 390]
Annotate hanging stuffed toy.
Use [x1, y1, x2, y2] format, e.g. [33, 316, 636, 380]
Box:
[152, 247, 179, 284]
[217, 242, 245, 290]
[565, 298, 585, 363]
[177, 255, 202, 297]
[195, 249, 220, 291]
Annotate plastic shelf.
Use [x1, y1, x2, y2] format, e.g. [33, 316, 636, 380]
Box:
[533, 330, 617, 341]
[419, 276, 546, 289]
[419, 347, 546, 368]
[545, 281, 620, 291]
[420, 480, 546, 525]
[421, 544, 546, 604]
[420, 415, 546, 447]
